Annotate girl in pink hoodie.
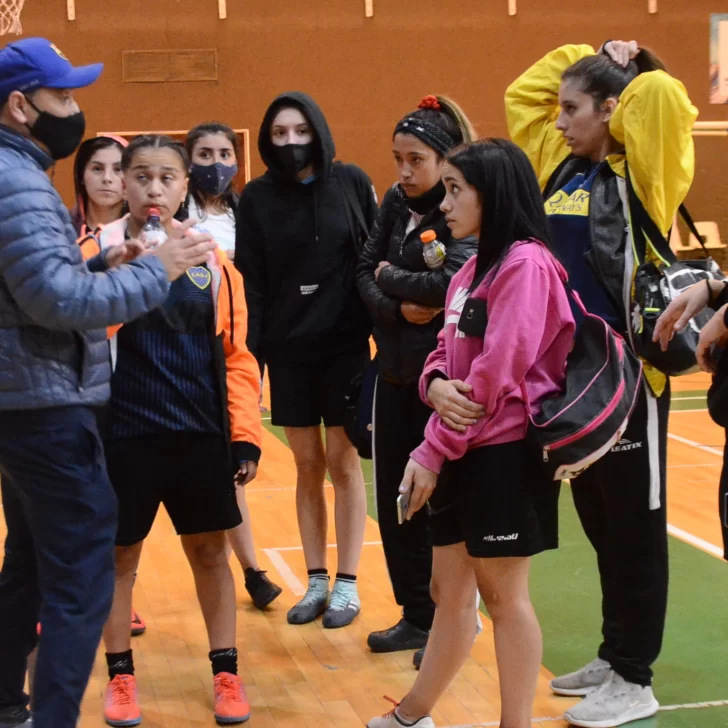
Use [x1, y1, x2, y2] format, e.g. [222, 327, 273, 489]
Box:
[367, 139, 575, 728]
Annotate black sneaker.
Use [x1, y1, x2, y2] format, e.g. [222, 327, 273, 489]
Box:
[244, 568, 283, 610]
[0, 706, 32, 727]
[413, 647, 425, 670]
[367, 618, 429, 653]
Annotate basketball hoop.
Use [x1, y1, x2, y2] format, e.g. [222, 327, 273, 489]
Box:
[0, 0, 25, 36]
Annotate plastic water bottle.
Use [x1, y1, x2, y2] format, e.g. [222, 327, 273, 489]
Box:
[421, 230, 446, 269]
[139, 208, 167, 249]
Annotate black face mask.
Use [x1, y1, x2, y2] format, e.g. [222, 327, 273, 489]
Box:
[274, 143, 314, 177]
[25, 97, 86, 161]
[190, 162, 239, 196]
[404, 180, 446, 216]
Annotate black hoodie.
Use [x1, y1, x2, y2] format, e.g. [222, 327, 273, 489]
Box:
[235, 92, 377, 367]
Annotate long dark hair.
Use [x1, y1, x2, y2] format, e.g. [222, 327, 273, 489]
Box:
[185, 122, 240, 215]
[445, 139, 554, 289]
[122, 135, 191, 221]
[71, 135, 127, 232]
[562, 48, 666, 107]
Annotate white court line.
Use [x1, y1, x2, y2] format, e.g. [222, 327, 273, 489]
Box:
[262, 543, 383, 595]
[668, 462, 721, 468]
[665, 432, 724, 557]
[444, 718, 562, 728]
[669, 408, 710, 413]
[667, 524, 723, 558]
[667, 432, 723, 457]
[252, 482, 371, 494]
[262, 548, 306, 596]
[671, 395, 708, 401]
[252, 484, 333, 493]
[441, 700, 728, 727]
[658, 699, 728, 712]
[270, 541, 383, 553]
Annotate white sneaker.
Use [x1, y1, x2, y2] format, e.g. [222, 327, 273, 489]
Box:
[366, 702, 435, 728]
[550, 657, 612, 696]
[564, 672, 659, 728]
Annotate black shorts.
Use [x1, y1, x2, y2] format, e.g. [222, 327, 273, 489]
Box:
[268, 347, 370, 428]
[430, 439, 560, 558]
[104, 433, 242, 546]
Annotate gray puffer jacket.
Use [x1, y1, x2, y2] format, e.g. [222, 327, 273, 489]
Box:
[0, 126, 170, 411]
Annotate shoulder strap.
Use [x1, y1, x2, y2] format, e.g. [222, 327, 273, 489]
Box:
[543, 155, 590, 200]
[624, 163, 677, 266]
[334, 162, 370, 253]
[678, 203, 709, 253]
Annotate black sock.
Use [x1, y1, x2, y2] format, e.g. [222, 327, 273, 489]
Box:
[210, 647, 238, 676]
[335, 573, 356, 583]
[106, 650, 134, 680]
[307, 568, 328, 578]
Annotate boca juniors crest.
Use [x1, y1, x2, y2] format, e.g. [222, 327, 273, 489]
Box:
[186, 266, 212, 290]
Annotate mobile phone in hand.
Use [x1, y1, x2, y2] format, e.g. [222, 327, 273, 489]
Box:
[397, 491, 411, 525]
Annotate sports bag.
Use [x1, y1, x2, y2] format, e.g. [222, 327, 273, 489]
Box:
[525, 264, 643, 481]
[621, 165, 725, 377]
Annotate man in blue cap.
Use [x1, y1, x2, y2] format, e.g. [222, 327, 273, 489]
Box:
[0, 38, 216, 728]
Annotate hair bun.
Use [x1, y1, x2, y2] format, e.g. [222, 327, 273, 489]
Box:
[418, 95, 441, 111]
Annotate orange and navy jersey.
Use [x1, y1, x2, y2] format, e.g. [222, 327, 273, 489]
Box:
[77, 224, 102, 259]
[80, 217, 262, 459]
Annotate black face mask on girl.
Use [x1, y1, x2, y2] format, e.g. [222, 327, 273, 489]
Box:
[274, 143, 314, 177]
[189, 162, 239, 196]
[24, 97, 86, 161]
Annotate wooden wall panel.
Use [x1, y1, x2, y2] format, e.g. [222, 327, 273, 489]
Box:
[10, 0, 728, 235]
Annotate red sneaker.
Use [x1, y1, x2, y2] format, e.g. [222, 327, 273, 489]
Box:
[131, 609, 146, 637]
[213, 672, 250, 724]
[104, 674, 141, 727]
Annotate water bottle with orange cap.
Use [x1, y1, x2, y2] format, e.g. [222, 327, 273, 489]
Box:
[420, 229, 446, 270]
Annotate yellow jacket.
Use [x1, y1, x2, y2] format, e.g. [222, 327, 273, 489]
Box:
[505, 44, 698, 393]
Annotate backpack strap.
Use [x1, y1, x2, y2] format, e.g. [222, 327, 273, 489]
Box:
[333, 162, 370, 255]
[624, 163, 677, 266]
[677, 203, 710, 253]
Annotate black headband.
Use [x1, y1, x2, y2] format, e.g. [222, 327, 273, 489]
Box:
[394, 117, 457, 156]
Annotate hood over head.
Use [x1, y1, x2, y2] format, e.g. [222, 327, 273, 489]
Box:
[258, 91, 336, 182]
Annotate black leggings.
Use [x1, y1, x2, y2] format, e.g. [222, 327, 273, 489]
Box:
[373, 378, 435, 632]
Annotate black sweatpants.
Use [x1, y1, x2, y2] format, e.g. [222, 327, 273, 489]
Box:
[374, 377, 435, 632]
[571, 381, 670, 687]
[720, 433, 728, 561]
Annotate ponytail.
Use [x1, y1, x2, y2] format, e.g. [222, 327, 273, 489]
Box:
[633, 47, 666, 75]
[562, 46, 668, 107]
[433, 95, 477, 145]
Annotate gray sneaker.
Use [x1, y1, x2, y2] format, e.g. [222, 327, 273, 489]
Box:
[287, 576, 329, 625]
[550, 657, 612, 697]
[564, 672, 659, 727]
[0, 706, 32, 727]
[322, 579, 360, 629]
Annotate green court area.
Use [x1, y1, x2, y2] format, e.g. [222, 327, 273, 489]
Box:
[670, 389, 708, 412]
[263, 415, 728, 728]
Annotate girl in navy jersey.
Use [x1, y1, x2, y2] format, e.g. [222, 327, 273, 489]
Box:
[99, 135, 261, 728]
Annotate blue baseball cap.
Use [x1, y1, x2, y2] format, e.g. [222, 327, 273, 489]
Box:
[0, 37, 103, 102]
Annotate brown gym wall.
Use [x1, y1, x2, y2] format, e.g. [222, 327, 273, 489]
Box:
[16, 0, 728, 236]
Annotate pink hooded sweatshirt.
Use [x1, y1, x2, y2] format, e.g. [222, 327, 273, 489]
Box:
[411, 240, 575, 474]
